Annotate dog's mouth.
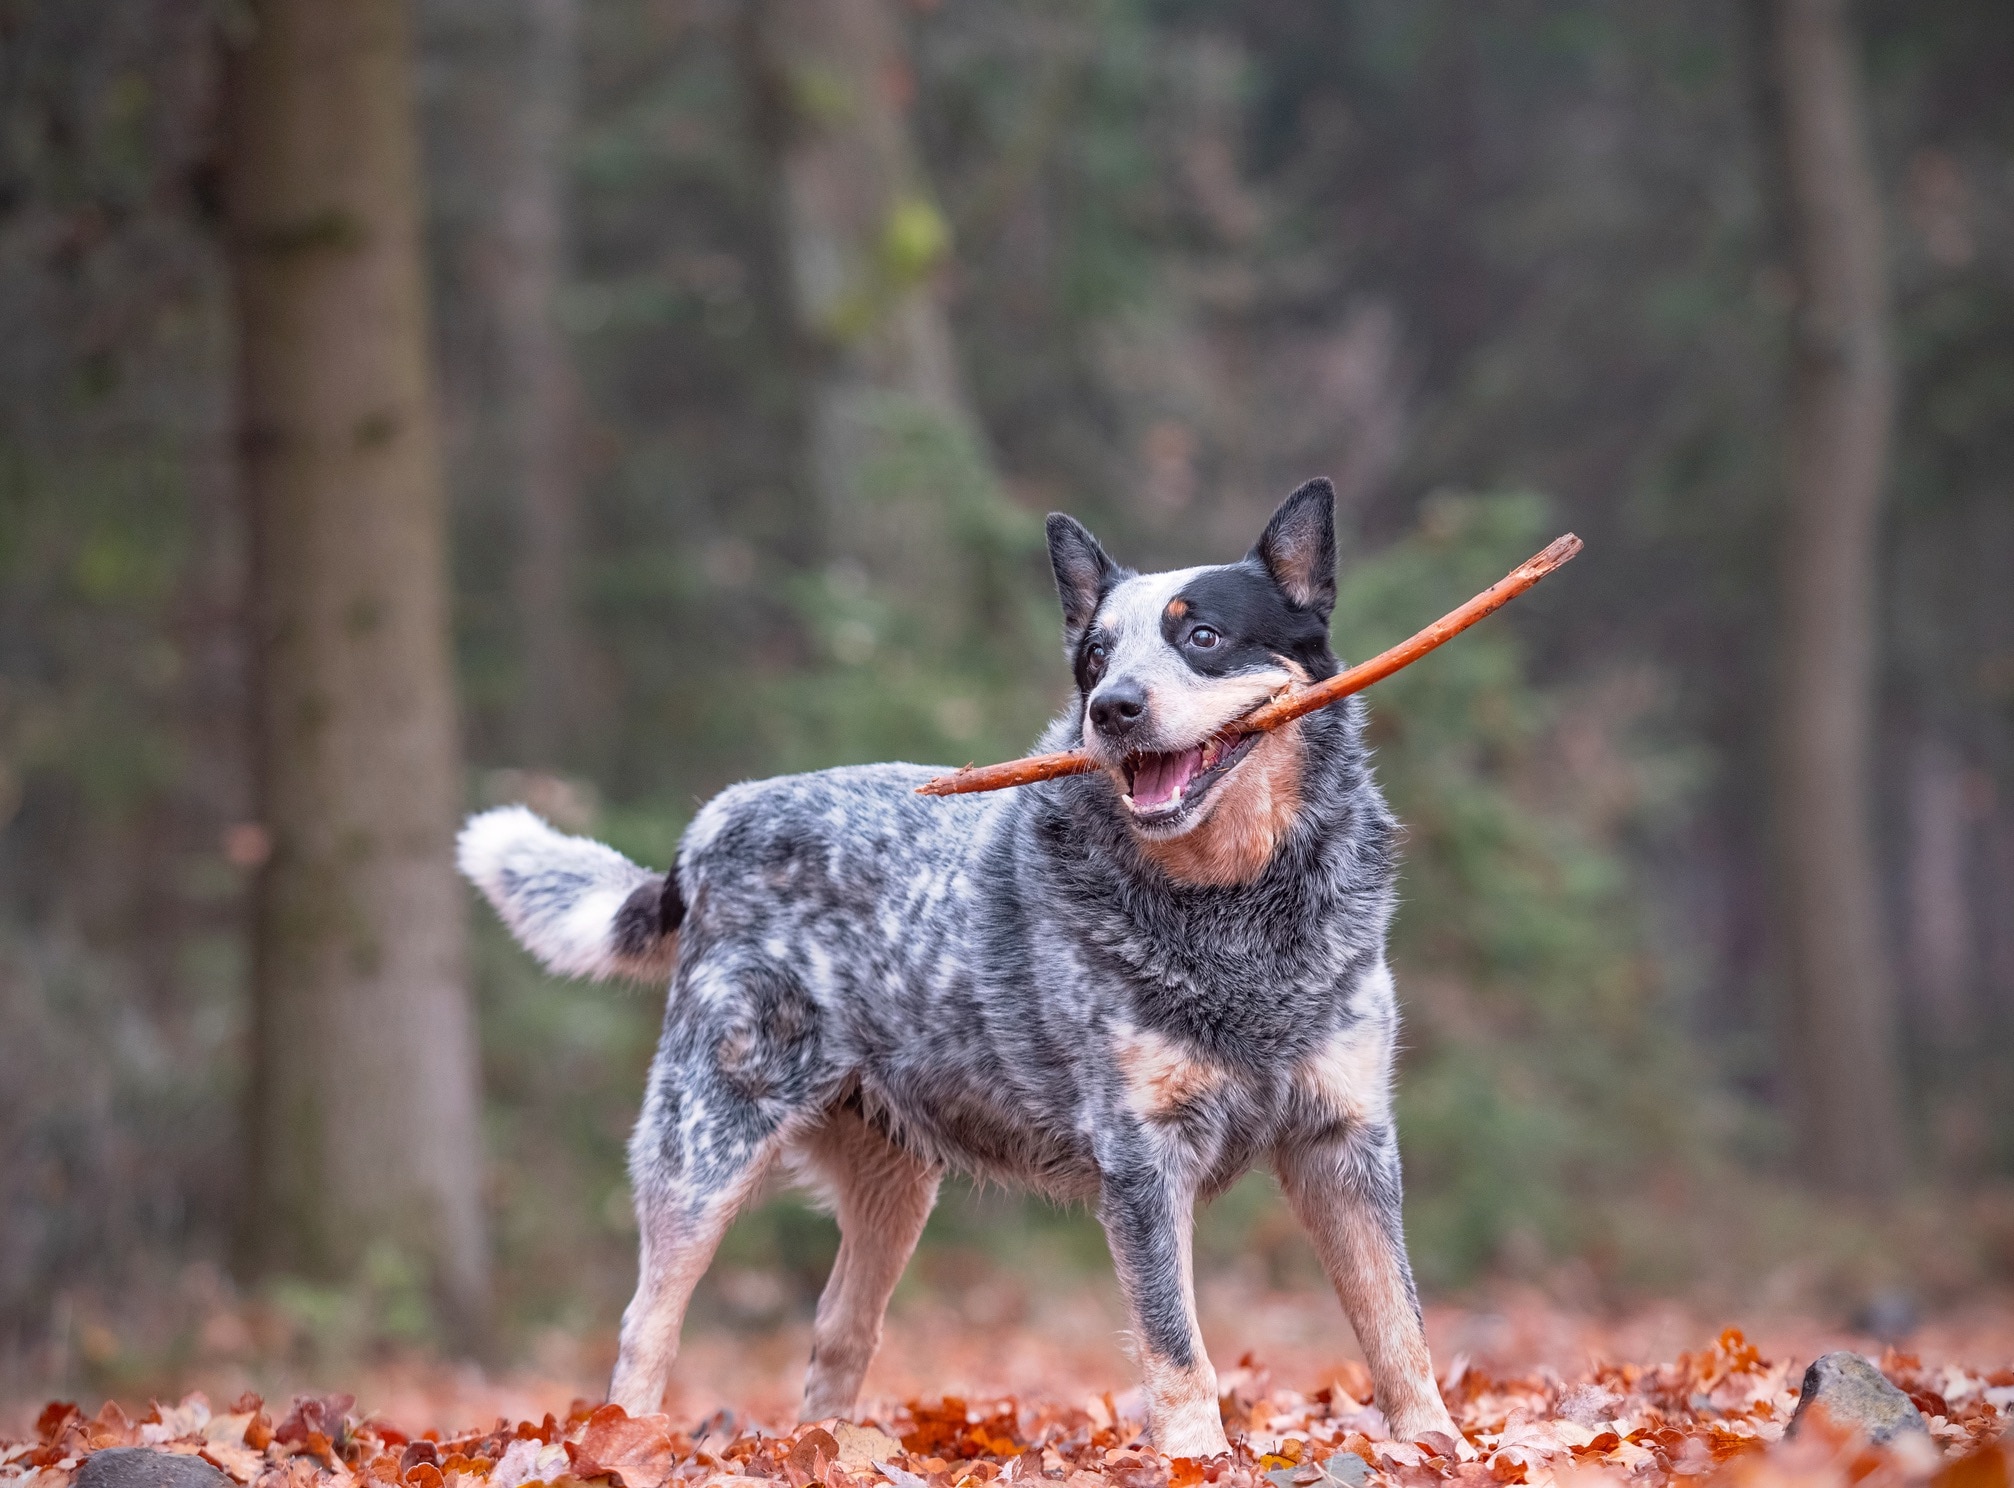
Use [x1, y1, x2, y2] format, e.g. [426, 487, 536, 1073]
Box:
[1121, 731, 1260, 826]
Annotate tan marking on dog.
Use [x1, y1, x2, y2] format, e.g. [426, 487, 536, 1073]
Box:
[1317, 1200, 1450, 1442]
[1295, 986, 1395, 1127]
[794, 1107, 941, 1421]
[1117, 1199, 1229, 1456]
[1165, 598, 1189, 621]
[1277, 1139, 1457, 1445]
[1141, 1350, 1228, 1456]
[1140, 721, 1305, 887]
[1112, 1022, 1225, 1121]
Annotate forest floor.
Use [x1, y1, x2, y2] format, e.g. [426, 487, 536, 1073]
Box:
[6, 1276, 2014, 1488]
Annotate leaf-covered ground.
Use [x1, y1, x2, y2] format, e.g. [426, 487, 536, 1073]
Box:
[7, 1321, 2013, 1488]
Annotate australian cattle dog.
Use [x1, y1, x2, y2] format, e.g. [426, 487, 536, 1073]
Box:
[459, 478, 1458, 1454]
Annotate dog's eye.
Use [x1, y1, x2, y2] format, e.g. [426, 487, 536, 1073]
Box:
[1189, 627, 1220, 649]
[1084, 641, 1108, 676]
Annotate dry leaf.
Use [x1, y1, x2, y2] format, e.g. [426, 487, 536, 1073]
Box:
[200, 1442, 271, 1485]
[832, 1426, 903, 1475]
[566, 1405, 676, 1488]
[8, 1329, 2014, 1488]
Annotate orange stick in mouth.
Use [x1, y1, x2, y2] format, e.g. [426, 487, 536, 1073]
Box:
[916, 532, 1583, 798]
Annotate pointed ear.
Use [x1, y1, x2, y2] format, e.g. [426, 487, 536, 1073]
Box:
[1046, 512, 1118, 638]
[1251, 478, 1337, 619]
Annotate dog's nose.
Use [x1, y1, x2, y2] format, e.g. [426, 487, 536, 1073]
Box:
[1089, 681, 1147, 740]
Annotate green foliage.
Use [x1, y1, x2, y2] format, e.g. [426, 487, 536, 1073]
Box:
[761, 394, 1060, 774]
[1340, 494, 1709, 1287]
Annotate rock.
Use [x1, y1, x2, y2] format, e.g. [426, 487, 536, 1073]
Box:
[76, 1450, 233, 1488]
[1787, 1352, 1927, 1444]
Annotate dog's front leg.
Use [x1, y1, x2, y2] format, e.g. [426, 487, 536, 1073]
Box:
[1276, 1125, 1457, 1445]
[1097, 1159, 1228, 1457]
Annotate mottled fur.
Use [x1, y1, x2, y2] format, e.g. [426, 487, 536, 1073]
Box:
[461, 479, 1455, 1452]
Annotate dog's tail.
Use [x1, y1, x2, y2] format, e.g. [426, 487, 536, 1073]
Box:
[456, 806, 683, 983]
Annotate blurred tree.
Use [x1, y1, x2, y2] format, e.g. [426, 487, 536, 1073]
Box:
[0, 0, 245, 1346]
[748, 0, 1004, 628]
[1762, 0, 1904, 1194]
[736, 0, 1052, 775]
[224, 0, 488, 1334]
[497, 0, 584, 766]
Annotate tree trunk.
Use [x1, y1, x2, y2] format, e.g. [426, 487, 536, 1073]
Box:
[225, 0, 489, 1335]
[1905, 734, 1973, 1043]
[1765, 0, 1905, 1196]
[498, 0, 583, 765]
[750, 0, 1000, 629]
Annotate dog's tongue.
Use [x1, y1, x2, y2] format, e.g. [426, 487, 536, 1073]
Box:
[1132, 746, 1205, 809]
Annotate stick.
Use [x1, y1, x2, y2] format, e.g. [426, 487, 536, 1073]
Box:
[916, 532, 1582, 797]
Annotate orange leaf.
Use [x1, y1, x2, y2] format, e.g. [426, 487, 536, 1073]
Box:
[36, 1404, 82, 1447]
[1935, 1442, 2014, 1488]
[785, 1428, 839, 1488]
[567, 1404, 677, 1488]
[276, 1396, 355, 1452]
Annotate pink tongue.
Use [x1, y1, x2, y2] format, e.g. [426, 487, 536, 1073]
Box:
[1132, 747, 1204, 808]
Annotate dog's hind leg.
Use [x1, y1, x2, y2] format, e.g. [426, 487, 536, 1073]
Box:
[1276, 1125, 1457, 1445]
[795, 1105, 940, 1421]
[1097, 1158, 1228, 1458]
[611, 956, 830, 1415]
[609, 1138, 779, 1417]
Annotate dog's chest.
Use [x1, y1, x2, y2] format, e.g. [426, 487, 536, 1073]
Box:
[1105, 1005, 1394, 1136]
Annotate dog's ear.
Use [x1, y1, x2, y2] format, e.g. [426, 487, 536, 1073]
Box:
[1251, 478, 1337, 620]
[1046, 513, 1118, 639]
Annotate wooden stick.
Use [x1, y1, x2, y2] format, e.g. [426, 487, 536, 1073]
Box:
[916, 531, 1582, 798]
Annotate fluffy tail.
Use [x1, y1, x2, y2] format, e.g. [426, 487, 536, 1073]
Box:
[456, 806, 683, 982]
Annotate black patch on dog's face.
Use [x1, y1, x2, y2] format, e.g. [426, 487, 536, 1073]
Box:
[1160, 560, 1339, 683]
[1073, 628, 1113, 696]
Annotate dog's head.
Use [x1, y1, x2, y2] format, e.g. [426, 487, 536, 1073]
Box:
[1046, 479, 1340, 875]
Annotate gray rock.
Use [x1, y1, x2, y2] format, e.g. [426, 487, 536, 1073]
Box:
[1787, 1352, 1927, 1444]
[76, 1449, 232, 1488]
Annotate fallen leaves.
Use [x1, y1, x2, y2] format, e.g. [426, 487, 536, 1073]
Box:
[3, 1333, 2010, 1488]
[569, 1406, 678, 1488]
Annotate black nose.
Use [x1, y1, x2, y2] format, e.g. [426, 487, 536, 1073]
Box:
[1089, 681, 1147, 740]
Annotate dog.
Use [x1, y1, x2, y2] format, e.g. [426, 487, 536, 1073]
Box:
[458, 478, 1458, 1454]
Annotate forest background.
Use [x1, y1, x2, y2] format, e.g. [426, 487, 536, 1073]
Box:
[2, 0, 2012, 1408]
